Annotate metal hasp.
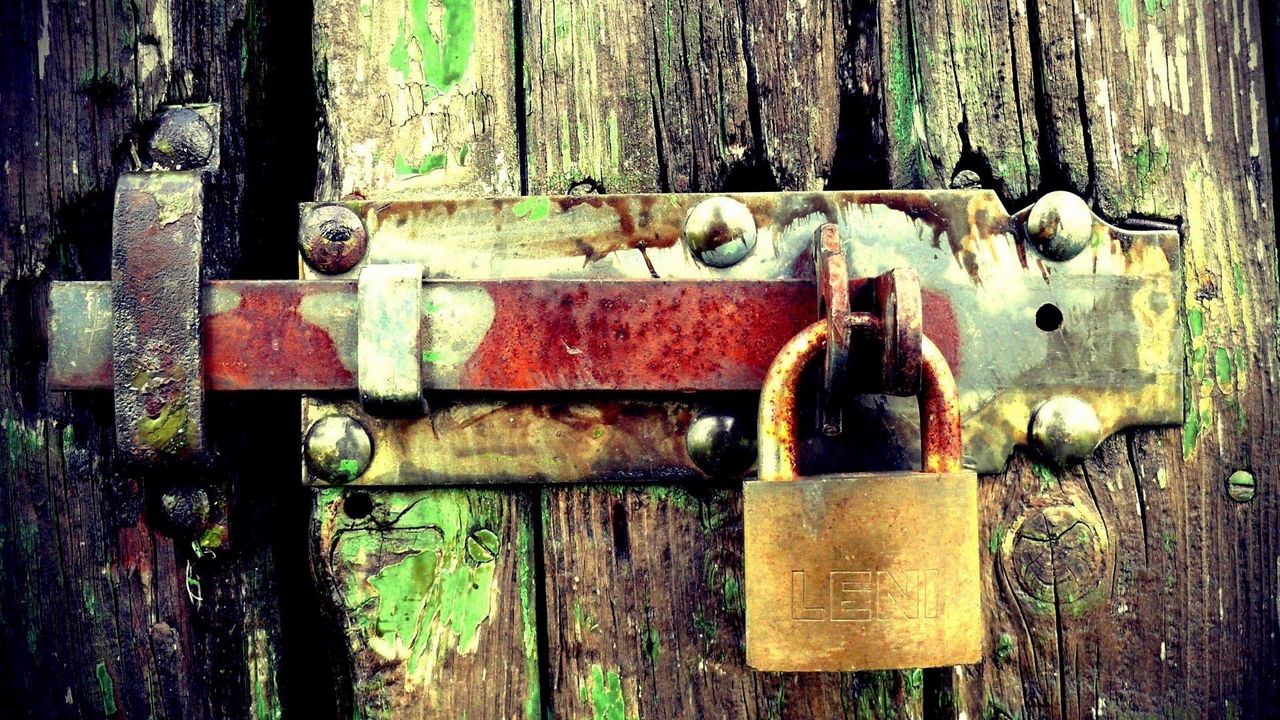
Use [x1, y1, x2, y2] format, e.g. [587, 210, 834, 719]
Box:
[48, 190, 1182, 482]
[111, 172, 207, 463]
[295, 191, 1179, 482]
[106, 104, 220, 465]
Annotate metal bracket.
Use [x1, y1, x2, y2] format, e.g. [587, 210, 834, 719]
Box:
[49, 188, 1182, 482]
[108, 104, 220, 466]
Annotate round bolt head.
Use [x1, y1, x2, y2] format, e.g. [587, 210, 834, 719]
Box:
[305, 415, 373, 484]
[686, 412, 756, 477]
[299, 204, 368, 274]
[1029, 396, 1102, 467]
[1026, 191, 1094, 261]
[1227, 470, 1256, 503]
[683, 196, 757, 268]
[157, 484, 212, 538]
[148, 108, 215, 169]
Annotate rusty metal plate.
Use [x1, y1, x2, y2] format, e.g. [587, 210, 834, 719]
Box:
[743, 471, 982, 671]
[48, 278, 818, 392]
[111, 171, 207, 464]
[299, 191, 1179, 482]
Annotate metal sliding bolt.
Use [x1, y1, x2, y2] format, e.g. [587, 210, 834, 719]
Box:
[299, 204, 369, 275]
[684, 196, 757, 268]
[305, 415, 374, 484]
[1026, 191, 1094, 262]
[1029, 396, 1102, 467]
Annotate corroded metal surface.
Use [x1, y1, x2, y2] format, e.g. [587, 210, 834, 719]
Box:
[49, 279, 819, 391]
[50, 190, 1181, 478]
[299, 190, 1177, 479]
[871, 268, 922, 396]
[757, 321, 961, 481]
[746, 318, 978, 671]
[357, 263, 425, 414]
[816, 224, 850, 435]
[302, 399, 703, 485]
[111, 171, 206, 464]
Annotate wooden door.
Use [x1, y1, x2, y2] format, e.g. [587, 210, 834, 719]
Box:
[2, 1, 1277, 718]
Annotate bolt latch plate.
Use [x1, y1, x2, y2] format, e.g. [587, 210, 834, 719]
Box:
[49, 189, 1182, 481]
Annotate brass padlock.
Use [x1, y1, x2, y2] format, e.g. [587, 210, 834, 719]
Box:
[744, 319, 982, 671]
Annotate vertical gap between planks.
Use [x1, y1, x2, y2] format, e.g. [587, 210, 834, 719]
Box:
[511, 1, 551, 716]
[513, 0, 531, 195]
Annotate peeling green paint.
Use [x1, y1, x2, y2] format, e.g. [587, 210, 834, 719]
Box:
[988, 523, 1005, 555]
[247, 628, 281, 720]
[1, 411, 44, 467]
[394, 152, 447, 179]
[388, 0, 475, 95]
[334, 491, 502, 689]
[512, 196, 551, 222]
[722, 575, 743, 612]
[515, 519, 540, 720]
[1214, 347, 1234, 387]
[1118, 0, 1138, 31]
[641, 625, 661, 664]
[96, 662, 117, 715]
[1032, 462, 1056, 492]
[1144, 0, 1170, 14]
[886, 24, 921, 181]
[995, 632, 1015, 663]
[580, 665, 629, 720]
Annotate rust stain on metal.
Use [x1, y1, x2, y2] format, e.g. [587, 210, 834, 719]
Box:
[111, 171, 206, 463]
[206, 281, 355, 390]
[49, 190, 1182, 478]
[758, 319, 961, 480]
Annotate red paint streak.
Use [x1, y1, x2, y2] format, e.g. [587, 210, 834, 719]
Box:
[459, 280, 818, 391]
[204, 282, 353, 391]
[922, 289, 962, 380]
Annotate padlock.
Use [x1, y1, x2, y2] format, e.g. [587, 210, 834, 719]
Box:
[743, 319, 982, 671]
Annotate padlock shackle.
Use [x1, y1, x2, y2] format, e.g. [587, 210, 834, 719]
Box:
[757, 319, 963, 480]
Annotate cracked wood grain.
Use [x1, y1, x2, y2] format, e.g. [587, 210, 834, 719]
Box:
[877, 2, 1280, 717]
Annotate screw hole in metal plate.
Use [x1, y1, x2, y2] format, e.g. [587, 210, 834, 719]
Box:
[1036, 303, 1064, 332]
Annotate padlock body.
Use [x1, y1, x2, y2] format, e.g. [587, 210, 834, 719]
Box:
[744, 471, 981, 671]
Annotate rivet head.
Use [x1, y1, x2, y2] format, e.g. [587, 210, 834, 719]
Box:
[1026, 191, 1094, 261]
[683, 197, 757, 268]
[1029, 396, 1102, 467]
[305, 415, 373, 484]
[147, 108, 215, 169]
[299, 204, 368, 274]
[1227, 470, 1256, 503]
[686, 412, 756, 477]
[157, 485, 212, 538]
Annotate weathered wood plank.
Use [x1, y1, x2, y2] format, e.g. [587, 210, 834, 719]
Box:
[310, 1, 540, 717]
[882, 1, 1280, 717]
[0, 0, 321, 717]
[523, 1, 920, 717]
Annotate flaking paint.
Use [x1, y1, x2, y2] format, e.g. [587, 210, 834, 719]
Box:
[332, 491, 501, 690]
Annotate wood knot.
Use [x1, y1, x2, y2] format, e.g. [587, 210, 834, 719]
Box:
[1007, 505, 1105, 606]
